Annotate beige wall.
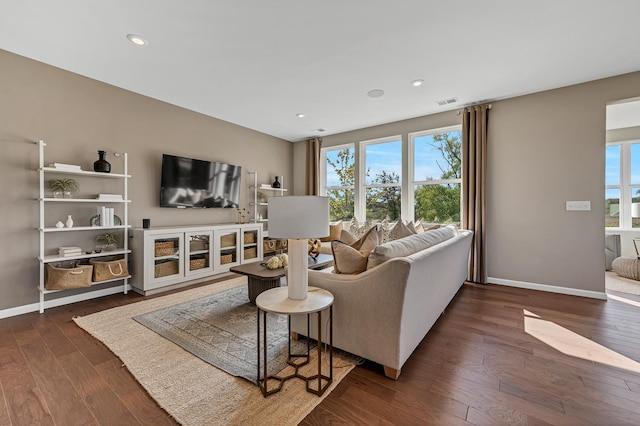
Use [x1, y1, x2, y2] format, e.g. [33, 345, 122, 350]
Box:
[0, 49, 292, 311]
[294, 71, 640, 296]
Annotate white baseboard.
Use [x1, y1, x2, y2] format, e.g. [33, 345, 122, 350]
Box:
[488, 277, 607, 300]
[0, 284, 132, 320]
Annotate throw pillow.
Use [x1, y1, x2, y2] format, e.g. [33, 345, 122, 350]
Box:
[388, 220, 415, 241]
[339, 229, 358, 245]
[331, 226, 379, 274]
[331, 241, 369, 274]
[321, 220, 343, 242]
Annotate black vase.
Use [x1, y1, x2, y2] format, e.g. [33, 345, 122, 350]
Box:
[94, 150, 111, 173]
[272, 176, 281, 188]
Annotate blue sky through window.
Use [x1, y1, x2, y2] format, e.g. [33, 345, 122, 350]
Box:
[365, 140, 402, 184]
[606, 145, 620, 186]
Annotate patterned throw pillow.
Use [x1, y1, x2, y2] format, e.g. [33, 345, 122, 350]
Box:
[348, 218, 372, 238]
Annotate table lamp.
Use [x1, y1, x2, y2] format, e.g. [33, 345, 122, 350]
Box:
[268, 196, 329, 299]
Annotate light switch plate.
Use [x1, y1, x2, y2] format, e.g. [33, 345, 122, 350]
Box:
[566, 201, 591, 211]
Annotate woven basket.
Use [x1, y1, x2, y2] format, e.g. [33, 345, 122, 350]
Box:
[244, 247, 257, 260]
[243, 232, 255, 244]
[90, 257, 129, 282]
[154, 260, 179, 278]
[220, 234, 236, 247]
[189, 258, 206, 270]
[189, 240, 208, 251]
[45, 263, 93, 290]
[154, 241, 175, 257]
[220, 254, 233, 264]
[263, 239, 277, 252]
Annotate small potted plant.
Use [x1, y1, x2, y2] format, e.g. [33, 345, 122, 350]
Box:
[96, 232, 122, 251]
[47, 178, 79, 198]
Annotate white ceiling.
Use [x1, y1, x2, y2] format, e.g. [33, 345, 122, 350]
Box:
[1, 1, 640, 142]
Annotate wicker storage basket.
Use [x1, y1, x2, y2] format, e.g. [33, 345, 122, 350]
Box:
[276, 239, 288, 250]
[45, 263, 93, 290]
[90, 257, 129, 282]
[154, 259, 179, 278]
[189, 239, 209, 251]
[220, 254, 233, 264]
[243, 247, 257, 260]
[263, 239, 277, 253]
[154, 241, 175, 257]
[243, 232, 255, 244]
[220, 234, 236, 247]
[189, 258, 206, 270]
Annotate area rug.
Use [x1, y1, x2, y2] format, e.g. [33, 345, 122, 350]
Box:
[73, 276, 356, 426]
[606, 270, 640, 295]
[133, 284, 313, 382]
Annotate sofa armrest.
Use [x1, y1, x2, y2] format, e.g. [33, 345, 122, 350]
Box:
[292, 259, 412, 369]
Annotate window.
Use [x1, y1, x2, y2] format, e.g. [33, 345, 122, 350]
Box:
[410, 127, 462, 226]
[362, 137, 402, 222]
[320, 144, 355, 222]
[606, 141, 640, 228]
[320, 125, 463, 225]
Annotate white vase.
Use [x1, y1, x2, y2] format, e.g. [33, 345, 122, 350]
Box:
[65, 215, 73, 228]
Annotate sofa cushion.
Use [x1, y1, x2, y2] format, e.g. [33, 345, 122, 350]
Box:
[407, 221, 424, 234]
[367, 224, 458, 268]
[332, 227, 379, 274]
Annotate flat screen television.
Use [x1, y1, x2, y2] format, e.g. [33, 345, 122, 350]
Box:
[160, 154, 241, 208]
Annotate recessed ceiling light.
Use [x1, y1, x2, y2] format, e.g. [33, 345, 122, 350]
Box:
[411, 79, 424, 87]
[367, 89, 385, 98]
[311, 128, 325, 133]
[126, 34, 148, 46]
[296, 113, 306, 118]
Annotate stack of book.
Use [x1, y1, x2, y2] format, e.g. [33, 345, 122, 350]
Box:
[97, 193, 123, 201]
[260, 184, 273, 189]
[58, 246, 82, 257]
[98, 206, 116, 226]
[48, 163, 82, 171]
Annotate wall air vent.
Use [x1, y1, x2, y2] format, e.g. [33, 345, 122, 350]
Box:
[436, 97, 458, 106]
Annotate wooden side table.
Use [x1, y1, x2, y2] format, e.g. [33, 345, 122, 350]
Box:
[255, 286, 333, 397]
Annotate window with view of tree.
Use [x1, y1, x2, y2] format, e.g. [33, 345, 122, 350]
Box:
[320, 126, 462, 224]
[606, 141, 640, 229]
[411, 128, 462, 226]
[363, 138, 402, 222]
[322, 145, 355, 222]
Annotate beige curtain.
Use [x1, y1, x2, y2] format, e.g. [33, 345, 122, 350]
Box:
[305, 137, 322, 195]
[462, 104, 490, 284]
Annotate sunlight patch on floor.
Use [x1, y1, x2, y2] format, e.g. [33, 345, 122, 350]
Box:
[608, 293, 640, 308]
[523, 309, 640, 374]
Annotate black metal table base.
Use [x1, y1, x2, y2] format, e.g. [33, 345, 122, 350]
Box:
[257, 306, 333, 397]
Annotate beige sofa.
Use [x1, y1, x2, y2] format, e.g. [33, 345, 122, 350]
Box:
[292, 226, 473, 379]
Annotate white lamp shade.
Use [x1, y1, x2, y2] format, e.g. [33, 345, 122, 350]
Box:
[268, 196, 330, 239]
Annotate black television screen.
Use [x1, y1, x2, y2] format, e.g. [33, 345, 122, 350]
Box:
[160, 154, 241, 208]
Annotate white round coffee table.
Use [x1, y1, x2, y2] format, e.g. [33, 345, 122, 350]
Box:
[255, 286, 333, 397]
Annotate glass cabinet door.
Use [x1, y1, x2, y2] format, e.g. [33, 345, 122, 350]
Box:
[185, 231, 214, 276]
[150, 233, 183, 283]
[241, 227, 261, 263]
[215, 228, 240, 270]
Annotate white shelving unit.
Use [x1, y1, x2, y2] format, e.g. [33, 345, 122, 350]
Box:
[248, 171, 287, 230]
[36, 140, 132, 313]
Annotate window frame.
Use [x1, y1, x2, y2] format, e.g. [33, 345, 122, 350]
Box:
[320, 142, 356, 221]
[359, 135, 403, 222]
[606, 140, 640, 230]
[318, 124, 464, 224]
[408, 125, 463, 224]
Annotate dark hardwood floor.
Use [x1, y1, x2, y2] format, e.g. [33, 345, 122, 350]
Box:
[2, 280, 640, 425]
